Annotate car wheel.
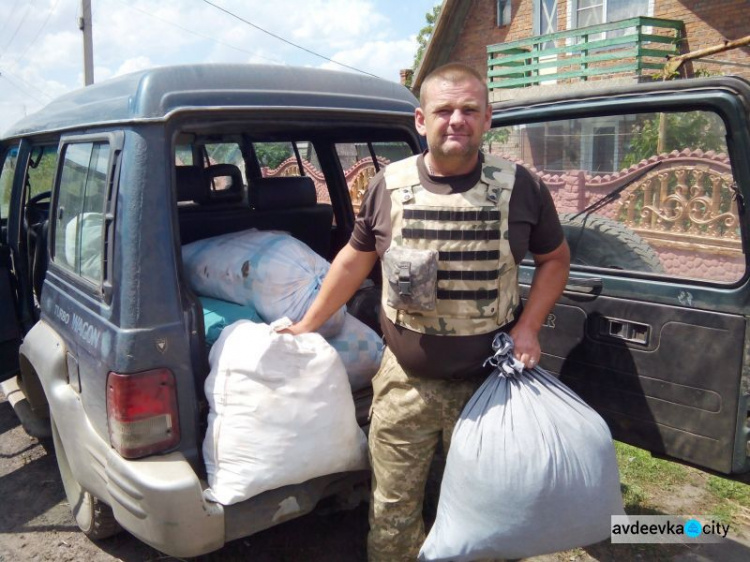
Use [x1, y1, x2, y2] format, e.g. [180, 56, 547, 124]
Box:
[51, 417, 122, 540]
[559, 213, 664, 273]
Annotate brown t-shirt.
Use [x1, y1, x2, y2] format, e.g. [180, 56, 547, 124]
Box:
[349, 153, 564, 380]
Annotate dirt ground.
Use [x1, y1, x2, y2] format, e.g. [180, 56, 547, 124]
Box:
[2, 387, 750, 562]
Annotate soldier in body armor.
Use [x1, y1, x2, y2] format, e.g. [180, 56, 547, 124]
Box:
[285, 63, 571, 561]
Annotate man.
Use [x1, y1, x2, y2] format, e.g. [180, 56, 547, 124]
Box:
[286, 63, 570, 561]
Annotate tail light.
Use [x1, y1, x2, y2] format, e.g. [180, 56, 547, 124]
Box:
[106, 369, 180, 459]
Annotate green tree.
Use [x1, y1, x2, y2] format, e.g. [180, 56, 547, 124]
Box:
[411, 4, 442, 82]
[206, 143, 242, 166]
[483, 128, 511, 154]
[621, 111, 725, 168]
[255, 142, 293, 169]
[0, 148, 18, 217]
[27, 145, 58, 197]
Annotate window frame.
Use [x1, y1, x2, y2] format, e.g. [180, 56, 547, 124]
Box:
[49, 132, 123, 301]
[496, 0, 512, 27]
[580, 118, 620, 173]
[567, 0, 653, 31]
[533, 0, 559, 49]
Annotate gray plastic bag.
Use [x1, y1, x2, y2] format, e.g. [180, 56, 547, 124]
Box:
[419, 333, 625, 561]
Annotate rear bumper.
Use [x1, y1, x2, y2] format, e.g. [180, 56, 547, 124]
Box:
[104, 450, 226, 557]
[106, 454, 371, 557]
[223, 470, 371, 543]
[82, 433, 369, 558]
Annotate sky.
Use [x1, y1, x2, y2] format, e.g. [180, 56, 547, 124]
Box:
[0, 0, 441, 135]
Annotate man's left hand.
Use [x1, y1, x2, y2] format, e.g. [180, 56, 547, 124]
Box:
[509, 324, 541, 369]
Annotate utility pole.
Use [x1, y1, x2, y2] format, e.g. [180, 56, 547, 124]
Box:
[79, 0, 94, 86]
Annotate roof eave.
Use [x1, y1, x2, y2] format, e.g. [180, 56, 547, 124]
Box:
[412, 0, 472, 95]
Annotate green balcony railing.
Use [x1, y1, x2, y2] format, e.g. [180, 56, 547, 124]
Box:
[487, 17, 686, 90]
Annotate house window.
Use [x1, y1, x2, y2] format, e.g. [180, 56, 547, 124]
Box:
[548, 125, 566, 171]
[591, 126, 616, 172]
[534, 0, 559, 50]
[576, 0, 603, 27]
[523, 122, 567, 173]
[581, 120, 620, 173]
[497, 0, 512, 27]
[572, 0, 651, 29]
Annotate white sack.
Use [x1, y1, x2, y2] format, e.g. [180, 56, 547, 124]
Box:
[202, 320, 368, 505]
[326, 313, 384, 392]
[419, 333, 624, 561]
[65, 212, 103, 281]
[182, 229, 345, 337]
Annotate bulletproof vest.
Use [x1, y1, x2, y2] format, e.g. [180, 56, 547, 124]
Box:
[381, 154, 519, 336]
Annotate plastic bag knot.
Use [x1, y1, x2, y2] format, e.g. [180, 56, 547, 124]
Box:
[483, 332, 525, 376]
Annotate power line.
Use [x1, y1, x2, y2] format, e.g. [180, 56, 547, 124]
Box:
[0, 65, 54, 101]
[0, 1, 32, 61]
[12, 0, 63, 68]
[200, 0, 380, 79]
[0, 69, 50, 105]
[0, 0, 23, 42]
[108, 0, 283, 64]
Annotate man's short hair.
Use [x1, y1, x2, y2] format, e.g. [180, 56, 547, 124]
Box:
[419, 63, 489, 107]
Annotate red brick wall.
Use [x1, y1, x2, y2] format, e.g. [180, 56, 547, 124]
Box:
[447, 0, 540, 77]
[655, 0, 750, 79]
[446, 0, 749, 81]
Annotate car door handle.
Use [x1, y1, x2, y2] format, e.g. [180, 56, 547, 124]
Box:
[599, 316, 650, 345]
[565, 277, 603, 293]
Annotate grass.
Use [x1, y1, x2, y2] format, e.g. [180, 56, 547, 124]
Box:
[614, 440, 750, 536]
[707, 476, 750, 504]
[615, 441, 688, 488]
[707, 475, 750, 529]
[615, 441, 688, 513]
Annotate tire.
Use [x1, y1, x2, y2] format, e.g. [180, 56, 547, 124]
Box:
[559, 213, 664, 273]
[51, 417, 122, 540]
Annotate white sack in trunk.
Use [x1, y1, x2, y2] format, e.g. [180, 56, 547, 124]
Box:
[182, 229, 345, 337]
[202, 320, 368, 505]
[419, 333, 625, 561]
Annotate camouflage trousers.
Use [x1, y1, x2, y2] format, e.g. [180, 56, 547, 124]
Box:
[367, 347, 483, 562]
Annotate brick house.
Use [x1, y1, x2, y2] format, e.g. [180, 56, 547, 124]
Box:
[413, 0, 750, 96]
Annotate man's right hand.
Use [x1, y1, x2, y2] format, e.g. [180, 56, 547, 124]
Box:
[277, 322, 309, 336]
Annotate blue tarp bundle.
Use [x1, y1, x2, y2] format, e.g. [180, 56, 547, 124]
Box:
[183, 229, 345, 337]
